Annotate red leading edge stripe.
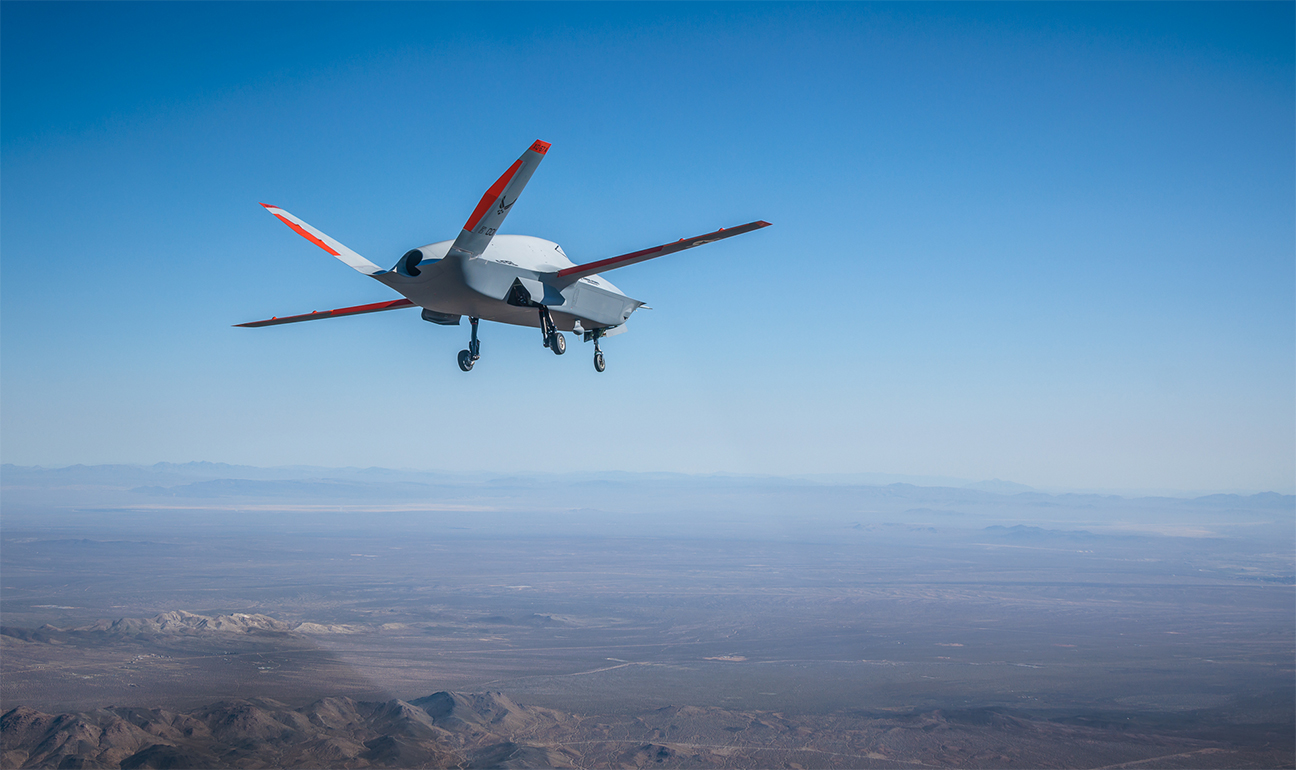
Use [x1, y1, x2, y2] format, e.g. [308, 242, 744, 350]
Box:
[235, 298, 415, 328]
[557, 245, 665, 278]
[261, 203, 340, 256]
[554, 221, 772, 279]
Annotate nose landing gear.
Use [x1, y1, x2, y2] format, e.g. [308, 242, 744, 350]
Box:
[590, 329, 607, 373]
[457, 316, 481, 372]
[538, 306, 565, 355]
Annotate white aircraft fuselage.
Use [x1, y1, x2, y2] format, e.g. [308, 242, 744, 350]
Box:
[380, 235, 642, 332]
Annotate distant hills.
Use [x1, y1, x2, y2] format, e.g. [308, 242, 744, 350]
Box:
[3, 461, 1289, 500]
[1, 611, 366, 643]
[3, 462, 1290, 542]
[963, 478, 1035, 494]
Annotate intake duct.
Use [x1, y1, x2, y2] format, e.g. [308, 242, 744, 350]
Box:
[399, 249, 423, 277]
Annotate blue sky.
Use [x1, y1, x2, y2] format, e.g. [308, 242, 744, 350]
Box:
[2, 2, 1292, 493]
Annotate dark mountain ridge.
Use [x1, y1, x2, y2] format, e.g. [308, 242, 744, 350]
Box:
[6, 692, 1289, 770]
[1, 691, 572, 769]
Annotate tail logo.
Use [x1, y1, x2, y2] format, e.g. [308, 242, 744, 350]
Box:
[497, 196, 515, 216]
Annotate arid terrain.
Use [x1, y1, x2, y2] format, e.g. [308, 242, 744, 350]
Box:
[8, 688, 1288, 769]
[2, 464, 1292, 767]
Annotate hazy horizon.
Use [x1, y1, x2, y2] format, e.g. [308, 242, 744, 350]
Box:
[4, 460, 1293, 499]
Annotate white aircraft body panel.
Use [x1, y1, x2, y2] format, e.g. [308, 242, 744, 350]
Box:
[412, 236, 626, 293]
[375, 235, 639, 332]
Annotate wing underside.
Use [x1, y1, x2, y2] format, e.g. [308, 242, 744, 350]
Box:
[235, 298, 415, 328]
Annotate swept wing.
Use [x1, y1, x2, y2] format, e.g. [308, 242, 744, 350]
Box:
[234, 298, 415, 328]
[549, 220, 771, 285]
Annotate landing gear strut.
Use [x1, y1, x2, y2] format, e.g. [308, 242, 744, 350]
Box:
[457, 317, 481, 372]
[591, 329, 606, 372]
[538, 306, 565, 355]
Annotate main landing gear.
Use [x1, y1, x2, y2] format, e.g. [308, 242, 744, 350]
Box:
[456, 311, 608, 373]
[457, 316, 481, 372]
[538, 306, 565, 355]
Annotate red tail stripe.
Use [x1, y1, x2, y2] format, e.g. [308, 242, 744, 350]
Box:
[265, 207, 341, 256]
[463, 158, 524, 233]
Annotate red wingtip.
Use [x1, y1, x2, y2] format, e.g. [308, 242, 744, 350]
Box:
[529, 140, 551, 155]
[259, 202, 273, 208]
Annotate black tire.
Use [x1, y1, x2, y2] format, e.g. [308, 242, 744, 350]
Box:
[457, 350, 474, 371]
[551, 332, 566, 355]
[593, 352, 606, 372]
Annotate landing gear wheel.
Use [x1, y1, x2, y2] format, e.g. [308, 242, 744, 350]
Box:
[591, 330, 606, 372]
[457, 317, 481, 371]
[538, 306, 565, 355]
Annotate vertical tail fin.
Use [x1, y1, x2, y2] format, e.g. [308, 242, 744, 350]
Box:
[447, 140, 550, 259]
[260, 204, 385, 276]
